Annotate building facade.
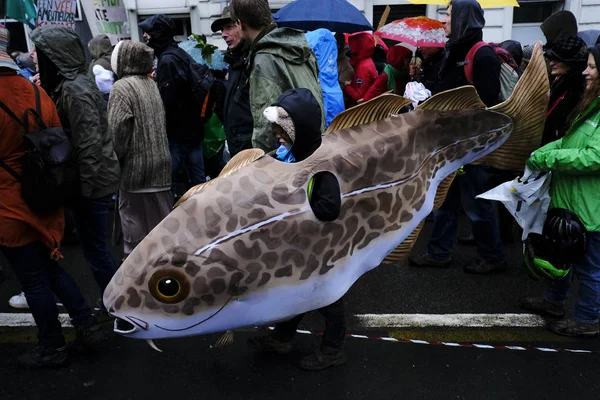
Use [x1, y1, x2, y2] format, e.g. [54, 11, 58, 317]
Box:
[122, 0, 600, 49]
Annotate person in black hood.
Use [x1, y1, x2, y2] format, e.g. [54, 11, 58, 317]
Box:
[139, 14, 210, 193]
[409, 0, 508, 275]
[249, 88, 346, 371]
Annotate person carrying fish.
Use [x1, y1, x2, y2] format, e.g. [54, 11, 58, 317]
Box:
[248, 88, 346, 371]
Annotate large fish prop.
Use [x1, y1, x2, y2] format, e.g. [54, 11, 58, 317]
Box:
[104, 43, 549, 341]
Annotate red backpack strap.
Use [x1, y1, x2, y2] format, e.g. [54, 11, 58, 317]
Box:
[464, 41, 490, 84]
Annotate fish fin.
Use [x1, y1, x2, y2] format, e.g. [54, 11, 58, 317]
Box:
[477, 41, 549, 170]
[325, 94, 413, 133]
[174, 148, 265, 208]
[210, 330, 234, 349]
[383, 172, 456, 264]
[416, 86, 486, 111]
[146, 339, 163, 353]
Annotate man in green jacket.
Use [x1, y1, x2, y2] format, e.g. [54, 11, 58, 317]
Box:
[522, 45, 600, 337]
[230, 0, 325, 153]
[31, 26, 120, 311]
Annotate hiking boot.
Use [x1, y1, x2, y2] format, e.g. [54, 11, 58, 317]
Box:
[298, 347, 348, 371]
[408, 252, 452, 268]
[520, 297, 565, 318]
[247, 335, 293, 355]
[17, 346, 69, 369]
[68, 318, 109, 355]
[548, 319, 599, 338]
[463, 258, 508, 274]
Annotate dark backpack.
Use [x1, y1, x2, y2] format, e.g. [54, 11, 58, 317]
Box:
[163, 47, 215, 113]
[464, 42, 520, 102]
[0, 83, 78, 214]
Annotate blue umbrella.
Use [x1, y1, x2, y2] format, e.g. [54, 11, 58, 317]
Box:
[274, 0, 373, 33]
[578, 30, 600, 46]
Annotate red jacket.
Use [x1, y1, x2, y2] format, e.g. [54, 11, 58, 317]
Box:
[344, 32, 378, 105]
[363, 46, 412, 102]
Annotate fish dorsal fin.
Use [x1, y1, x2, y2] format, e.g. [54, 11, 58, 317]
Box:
[174, 148, 265, 208]
[416, 86, 486, 111]
[325, 94, 413, 133]
[477, 41, 549, 170]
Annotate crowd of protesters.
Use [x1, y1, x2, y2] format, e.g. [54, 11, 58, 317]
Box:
[1, 0, 599, 371]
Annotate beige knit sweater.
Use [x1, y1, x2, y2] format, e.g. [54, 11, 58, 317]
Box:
[108, 40, 171, 192]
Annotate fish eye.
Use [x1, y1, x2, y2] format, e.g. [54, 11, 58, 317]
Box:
[149, 269, 190, 304]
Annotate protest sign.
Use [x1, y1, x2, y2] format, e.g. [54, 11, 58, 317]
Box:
[37, 0, 78, 28]
[80, 0, 131, 44]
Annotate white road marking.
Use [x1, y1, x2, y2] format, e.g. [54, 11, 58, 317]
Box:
[0, 313, 546, 329]
[354, 313, 546, 328]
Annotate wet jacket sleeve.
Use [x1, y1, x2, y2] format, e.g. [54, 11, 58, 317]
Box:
[63, 89, 103, 198]
[529, 135, 600, 174]
[344, 60, 378, 102]
[107, 87, 134, 163]
[473, 47, 501, 107]
[310, 173, 341, 222]
[362, 73, 389, 102]
[249, 72, 282, 152]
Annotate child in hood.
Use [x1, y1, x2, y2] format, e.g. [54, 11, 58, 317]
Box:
[250, 88, 346, 371]
[343, 32, 378, 107]
[362, 45, 412, 102]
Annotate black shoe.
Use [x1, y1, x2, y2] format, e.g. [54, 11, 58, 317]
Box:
[247, 335, 293, 355]
[521, 297, 565, 318]
[463, 258, 508, 274]
[68, 318, 109, 355]
[458, 233, 476, 246]
[408, 252, 452, 268]
[548, 319, 599, 338]
[17, 346, 70, 369]
[298, 347, 348, 371]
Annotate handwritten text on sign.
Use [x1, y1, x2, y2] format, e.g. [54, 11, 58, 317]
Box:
[37, 0, 78, 28]
[80, 0, 131, 45]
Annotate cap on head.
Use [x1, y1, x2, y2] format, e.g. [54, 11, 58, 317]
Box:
[211, 7, 234, 33]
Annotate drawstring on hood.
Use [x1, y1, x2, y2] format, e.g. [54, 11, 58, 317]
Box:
[445, 0, 485, 50]
[138, 14, 177, 55]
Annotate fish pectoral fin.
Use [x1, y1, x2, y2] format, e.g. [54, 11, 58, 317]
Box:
[210, 330, 234, 349]
[417, 86, 486, 111]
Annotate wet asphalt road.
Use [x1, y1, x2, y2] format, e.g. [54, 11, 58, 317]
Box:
[1, 215, 599, 399]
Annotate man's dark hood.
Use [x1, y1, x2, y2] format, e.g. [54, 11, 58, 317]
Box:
[138, 14, 176, 54]
[446, 0, 485, 50]
[541, 11, 578, 49]
[273, 88, 323, 162]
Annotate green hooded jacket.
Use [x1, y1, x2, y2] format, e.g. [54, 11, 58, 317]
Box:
[30, 26, 120, 199]
[528, 96, 600, 232]
[88, 34, 114, 77]
[248, 25, 325, 152]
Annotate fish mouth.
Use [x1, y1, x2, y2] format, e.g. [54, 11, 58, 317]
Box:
[113, 316, 149, 335]
[154, 297, 233, 333]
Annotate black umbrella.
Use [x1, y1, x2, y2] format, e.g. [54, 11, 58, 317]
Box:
[273, 0, 373, 33]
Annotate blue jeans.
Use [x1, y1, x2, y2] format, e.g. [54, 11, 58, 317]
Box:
[427, 165, 505, 263]
[169, 140, 206, 188]
[544, 232, 600, 324]
[72, 194, 118, 299]
[1, 242, 93, 348]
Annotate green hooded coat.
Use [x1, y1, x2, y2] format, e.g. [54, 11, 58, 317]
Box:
[529, 97, 600, 232]
[30, 26, 120, 200]
[247, 25, 325, 152]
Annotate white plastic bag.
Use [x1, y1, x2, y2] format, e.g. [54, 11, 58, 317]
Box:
[476, 167, 552, 240]
[403, 81, 432, 109]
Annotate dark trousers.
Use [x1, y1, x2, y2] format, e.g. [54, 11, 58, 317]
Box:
[271, 298, 346, 350]
[1, 242, 93, 348]
[427, 165, 505, 263]
[169, 139, 206, 189]
[72, 194, 118, 299]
